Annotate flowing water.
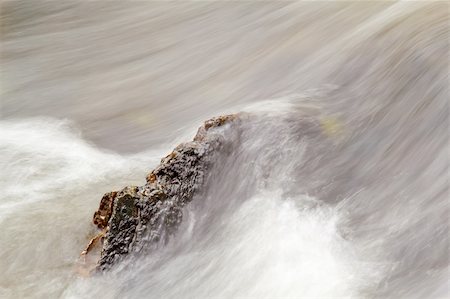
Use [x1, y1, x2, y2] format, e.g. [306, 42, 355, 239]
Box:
[0, 2, 448, 298]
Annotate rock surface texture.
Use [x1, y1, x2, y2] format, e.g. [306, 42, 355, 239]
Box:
[82, 115, 239, 271]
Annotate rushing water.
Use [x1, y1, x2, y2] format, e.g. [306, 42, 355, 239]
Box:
[0, 2, 448, 298]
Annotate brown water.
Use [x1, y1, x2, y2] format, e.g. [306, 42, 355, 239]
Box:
[0, 2, 448, 298]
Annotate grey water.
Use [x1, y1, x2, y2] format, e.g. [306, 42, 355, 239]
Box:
[0, 2, 448, 298]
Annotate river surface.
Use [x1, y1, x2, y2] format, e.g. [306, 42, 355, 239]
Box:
[0, 2, 448, 298]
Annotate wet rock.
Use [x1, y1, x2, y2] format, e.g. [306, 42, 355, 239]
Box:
[93, 191, 117, 230]
[82, 114, 239, 271]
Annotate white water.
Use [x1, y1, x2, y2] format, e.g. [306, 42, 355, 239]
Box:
[1, 2, 448, 298]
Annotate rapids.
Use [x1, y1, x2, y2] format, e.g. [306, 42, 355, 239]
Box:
[0, 2, 448, 298]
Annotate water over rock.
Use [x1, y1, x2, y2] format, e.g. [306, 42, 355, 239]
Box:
[81, 115, 240, 272]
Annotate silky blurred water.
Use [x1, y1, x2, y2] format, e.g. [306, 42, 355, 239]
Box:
[0, 2, 448, 298]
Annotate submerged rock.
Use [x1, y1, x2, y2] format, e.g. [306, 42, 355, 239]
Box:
[81, 114, 239, 272]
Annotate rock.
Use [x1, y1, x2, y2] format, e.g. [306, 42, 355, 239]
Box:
[81, 114, 239, 272]
[93, 191, 117, 230]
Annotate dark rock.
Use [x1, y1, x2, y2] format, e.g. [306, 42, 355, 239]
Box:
[82, 114, 239, 271]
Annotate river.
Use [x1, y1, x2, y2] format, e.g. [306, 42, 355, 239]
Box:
[0, 2, 448, 298]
